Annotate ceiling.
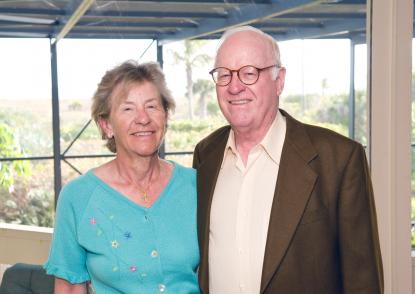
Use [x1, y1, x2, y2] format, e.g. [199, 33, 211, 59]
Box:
[0, 0, 367, 43]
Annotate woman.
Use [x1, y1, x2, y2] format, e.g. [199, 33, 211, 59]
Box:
[44, 61, 200, 293]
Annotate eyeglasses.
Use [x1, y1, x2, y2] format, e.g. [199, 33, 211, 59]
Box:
[209, 64, 279, 86]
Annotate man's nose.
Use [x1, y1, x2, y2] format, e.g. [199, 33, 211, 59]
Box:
[227, 71, 245, 94]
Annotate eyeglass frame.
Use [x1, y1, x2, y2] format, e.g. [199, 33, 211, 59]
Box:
[209, 64, 280, 86]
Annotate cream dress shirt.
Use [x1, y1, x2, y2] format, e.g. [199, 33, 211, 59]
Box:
[209, 111, 286, 294]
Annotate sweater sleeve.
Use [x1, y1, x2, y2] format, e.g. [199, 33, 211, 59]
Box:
[44, 182, 90, 284]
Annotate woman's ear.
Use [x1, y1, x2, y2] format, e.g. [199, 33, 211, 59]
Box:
[98, 117, 114, 139]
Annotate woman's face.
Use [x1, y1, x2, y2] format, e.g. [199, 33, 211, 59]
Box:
[100, 81, 167, 159]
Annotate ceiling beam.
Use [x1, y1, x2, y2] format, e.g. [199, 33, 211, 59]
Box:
[275, 18, 365, 41]
[53, 0, 95, 43]
[0, 7, 227, 19]
[157, 0, 329, 44]
[0, 14, 56, 25]
[278, 12, 365, 19]
[75, 20, 198, 28]
[109, 0, 269, 2]
[0, 31, 47, 38]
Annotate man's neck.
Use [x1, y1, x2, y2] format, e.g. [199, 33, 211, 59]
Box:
[233, 112, 277, 165]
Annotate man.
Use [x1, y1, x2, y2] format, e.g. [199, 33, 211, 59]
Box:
[193, 26, 383, 294]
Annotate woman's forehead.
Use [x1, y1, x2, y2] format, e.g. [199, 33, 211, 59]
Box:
[111, 80, 161, 104]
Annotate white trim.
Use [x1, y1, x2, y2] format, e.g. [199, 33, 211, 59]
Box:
[0, 224, 52, 265]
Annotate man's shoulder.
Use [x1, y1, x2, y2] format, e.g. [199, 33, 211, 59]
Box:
[284, 111, 363, 159]
[304, 122, 357, 146]
[195, 125, 231, 152]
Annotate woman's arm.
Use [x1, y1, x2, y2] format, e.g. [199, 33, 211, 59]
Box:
[54, 277, 87, 294]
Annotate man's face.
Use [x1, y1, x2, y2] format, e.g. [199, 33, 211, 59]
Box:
[214, 31, 285, 134]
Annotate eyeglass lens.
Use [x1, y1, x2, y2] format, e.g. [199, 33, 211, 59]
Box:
[212, 66, 259, 86]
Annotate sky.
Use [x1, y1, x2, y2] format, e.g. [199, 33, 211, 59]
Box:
[0, 37, 370, 102]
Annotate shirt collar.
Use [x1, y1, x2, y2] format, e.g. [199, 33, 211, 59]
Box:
[260, 110, 286, 165]
[223, 110, 287, 166]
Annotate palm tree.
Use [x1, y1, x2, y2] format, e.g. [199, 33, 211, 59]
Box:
[170, 40, 212, 119]
[193, 79, 215, 119]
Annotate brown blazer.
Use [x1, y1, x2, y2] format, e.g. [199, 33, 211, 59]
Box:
[193, 110, 383, 294]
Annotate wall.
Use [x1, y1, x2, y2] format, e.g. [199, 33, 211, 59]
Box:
[0, 223, 52, 265]
[369, 0, 413, 292]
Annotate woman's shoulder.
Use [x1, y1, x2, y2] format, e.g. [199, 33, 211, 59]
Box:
[170, 161, 196, 177]
[57, 171, 98, 208]
[61, 170, 96, 191]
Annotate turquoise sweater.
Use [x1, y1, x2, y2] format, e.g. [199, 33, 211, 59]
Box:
[45, 162, 200, 294]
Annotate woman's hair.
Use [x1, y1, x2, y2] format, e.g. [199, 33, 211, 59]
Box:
[91, 60, 175, 153]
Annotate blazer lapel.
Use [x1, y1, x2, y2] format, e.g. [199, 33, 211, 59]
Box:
[197, 128, 230, 293]
[261, 112, 318, 292]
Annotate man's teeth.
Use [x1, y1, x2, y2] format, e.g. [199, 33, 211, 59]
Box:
[229, 99, 250, 105]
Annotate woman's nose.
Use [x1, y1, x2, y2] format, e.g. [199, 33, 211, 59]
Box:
[134, 108, 150, 125]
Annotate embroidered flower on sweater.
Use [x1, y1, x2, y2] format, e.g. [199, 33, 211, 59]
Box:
[111, 240, 119, 248]
[124, 231, 132, 239]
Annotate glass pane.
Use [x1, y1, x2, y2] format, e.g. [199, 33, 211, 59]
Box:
[61, 157, 114, 186]
[0, 39, 53, 157]
[354, 44, 368, 146]
[165, 154, 194, 168]
[164, 40, 226, 155]
[0, 39, 54, 227]
[280, 39, 355, 139]
[58, 39, 157, 157]
[0, 160, 54, 227]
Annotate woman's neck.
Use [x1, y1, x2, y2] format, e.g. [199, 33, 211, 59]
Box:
[113, 154, 161, 188]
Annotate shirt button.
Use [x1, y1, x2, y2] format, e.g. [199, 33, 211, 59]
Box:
[158, 284, 166, 292]
[151, 250, 158, 258]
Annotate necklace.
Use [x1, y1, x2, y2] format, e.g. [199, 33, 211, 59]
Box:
[116, 161, 158, 204]
[137, 163, 156, 203]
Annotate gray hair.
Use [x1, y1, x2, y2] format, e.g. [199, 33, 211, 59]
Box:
[216, 25, 282, 68]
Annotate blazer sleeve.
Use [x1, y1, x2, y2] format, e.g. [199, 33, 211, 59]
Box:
[192, 143, 201, 169]
[338, 143, 384, 293]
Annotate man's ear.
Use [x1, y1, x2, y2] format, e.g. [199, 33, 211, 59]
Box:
[98, 117, 114, 138]
[276, 67, 286, 96]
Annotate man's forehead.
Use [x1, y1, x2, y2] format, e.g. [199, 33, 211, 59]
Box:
[220, 31, 265, 48]
[215, 33, 273, 66]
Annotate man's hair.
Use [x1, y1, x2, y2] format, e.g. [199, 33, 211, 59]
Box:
[216, 25, 282, 67]
[91, 60, 175, 153]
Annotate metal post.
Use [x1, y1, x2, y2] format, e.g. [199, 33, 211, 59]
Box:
[50, 40, 62, 205]
[157, 40, 166, 159]
[348, 39, 355, 140]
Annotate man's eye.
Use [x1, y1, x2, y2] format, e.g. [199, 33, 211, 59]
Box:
[219, 73, 230, 79]
[242, 72, 257, 79]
